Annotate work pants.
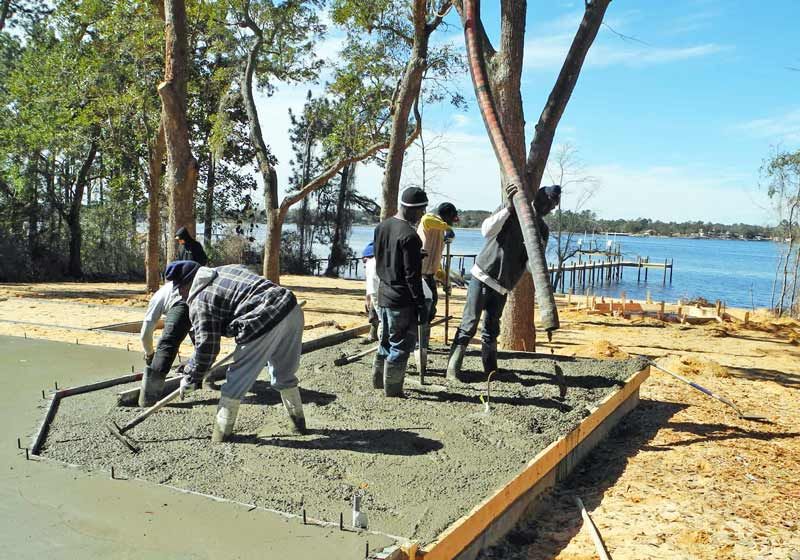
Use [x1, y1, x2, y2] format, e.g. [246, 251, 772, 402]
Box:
[150, 302, 191, 377]
[453, 276, 507, 347]
[221, 305, 304, 400]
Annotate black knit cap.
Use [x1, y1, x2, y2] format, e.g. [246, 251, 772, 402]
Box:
[436, 202, 459, 222]
[400, 187, 428, 208]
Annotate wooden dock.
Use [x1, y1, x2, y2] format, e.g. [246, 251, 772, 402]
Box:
[550, 255, 674, 294]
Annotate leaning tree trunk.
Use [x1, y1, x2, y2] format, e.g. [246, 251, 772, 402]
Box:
[379, 0, 429, 220]
[146, 125, 165, 292]
[160, 0, 198, 262]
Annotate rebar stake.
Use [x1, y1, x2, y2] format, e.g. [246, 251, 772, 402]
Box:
[17, 438, 21, 449]
[111, 466, 115, 479]
[339, 512, 344, 531]
[302, 509, 306, 525]
[54, 381, 58, 390]
[365, 541, 369, 558]
[25, 448, 29, 460]
[41, 390, 45, 399]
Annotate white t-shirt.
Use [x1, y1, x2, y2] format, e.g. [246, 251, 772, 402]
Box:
[139, 282, 183, 355]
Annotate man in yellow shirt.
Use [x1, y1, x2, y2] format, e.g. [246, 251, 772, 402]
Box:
[415, 202, 459, 373]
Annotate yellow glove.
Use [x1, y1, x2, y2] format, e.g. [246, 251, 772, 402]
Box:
[434, 269, 446, 282]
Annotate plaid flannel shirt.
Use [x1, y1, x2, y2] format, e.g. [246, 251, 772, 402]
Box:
[186, 265, 297, 375]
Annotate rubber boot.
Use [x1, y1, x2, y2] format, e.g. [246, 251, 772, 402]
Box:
[211, 395, 241, 443]
[279, 386, 307, 435]
[481, 341, 498, 375]
[384, 361, 406, 398]
[447, 343, 468, 382]
[138, 365, 165, 408]
[372, 354, 385, 389]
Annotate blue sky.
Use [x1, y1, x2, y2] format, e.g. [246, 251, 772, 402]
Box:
[258, 1, 800, 225]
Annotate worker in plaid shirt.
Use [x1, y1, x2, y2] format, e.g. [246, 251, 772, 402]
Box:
[166, 261, 307, 443]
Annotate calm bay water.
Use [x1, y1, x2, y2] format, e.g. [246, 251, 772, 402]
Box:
[198, 223, 782, 309]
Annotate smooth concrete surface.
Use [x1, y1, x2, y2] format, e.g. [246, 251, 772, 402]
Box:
[2, 336, 392, 559]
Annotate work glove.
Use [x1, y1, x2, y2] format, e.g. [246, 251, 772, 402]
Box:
[505, 182, 519, 201]
[444, 229, 455, 242]
[177, 364, 202, 399]
[434, 268, 446, 283]
[144, 353, 154, 366]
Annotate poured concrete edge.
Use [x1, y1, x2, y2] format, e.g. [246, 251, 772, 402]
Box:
[399, 366, 651, 560]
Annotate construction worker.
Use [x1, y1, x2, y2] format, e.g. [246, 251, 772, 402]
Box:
[415, 202, 459, 372]
[138, 262, 192, 407]
[447, 184, 561, 381]
[167, 261, 307, 442]
[363, 241, 380, 341]
[175, 226, 208, 265]
[372, 186, 428, 397]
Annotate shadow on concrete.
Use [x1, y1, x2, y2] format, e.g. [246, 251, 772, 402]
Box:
[478, 398, 686, 559]
[727, 365, 800, 389]
[242, 427, 443, 455]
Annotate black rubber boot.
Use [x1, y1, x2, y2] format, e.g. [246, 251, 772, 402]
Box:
[446, 343, 468, 382]
[481, 341, 498, 375]
[372, 354, 385, 389]
[383, 361, 406, 398]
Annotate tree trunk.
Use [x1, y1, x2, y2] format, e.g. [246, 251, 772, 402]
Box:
[379, 0, 429, 220]
[263, 167, 281, 281]
[146, 125, 165, 292]
[0, 0, 11, 32]
[27, 152, 40, 261]
[66, 142, 98, 278]
[203, 152, 216, 245]
[325, 164, 353, 276]
[160, 0, 198, 262]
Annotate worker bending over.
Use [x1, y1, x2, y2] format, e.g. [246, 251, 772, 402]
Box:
[138, 262, 192, 407]
[447, 184, 561, 381]
[415, 202, 459, 372]
[372, 187, 428, 397]
[169, 261, 307, 442]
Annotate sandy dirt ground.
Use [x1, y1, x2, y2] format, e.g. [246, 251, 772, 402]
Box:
[2, 276, 799, 558]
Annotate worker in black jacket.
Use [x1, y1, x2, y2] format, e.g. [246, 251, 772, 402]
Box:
[372, 187, 428, 397]
[175, 226, 208, 266]
[447, 184, 561, 381]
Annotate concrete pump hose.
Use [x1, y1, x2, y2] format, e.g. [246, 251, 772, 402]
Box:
[462, 0, 560, 333]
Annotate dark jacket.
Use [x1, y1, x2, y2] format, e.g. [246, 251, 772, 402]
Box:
[175, 226, 208, 266]
[474, 187, 558, 292]
[374, 217, 425, 308]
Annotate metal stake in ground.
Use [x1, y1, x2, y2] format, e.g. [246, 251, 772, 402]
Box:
[643, 356, 767, 421]
[575, 495, 613, 560]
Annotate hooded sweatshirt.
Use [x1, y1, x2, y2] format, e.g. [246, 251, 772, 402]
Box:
[184, 265, 296, 374]
[175, 226, 209, 266]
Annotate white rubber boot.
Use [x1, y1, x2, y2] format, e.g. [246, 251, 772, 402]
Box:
[279, 386, 307, 434]
[211, 395, 241, 443]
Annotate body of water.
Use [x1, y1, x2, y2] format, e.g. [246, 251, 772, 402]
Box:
[198, 222, 782, 309]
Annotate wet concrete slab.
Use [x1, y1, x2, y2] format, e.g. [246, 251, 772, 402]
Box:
[2, 336, 392, 559]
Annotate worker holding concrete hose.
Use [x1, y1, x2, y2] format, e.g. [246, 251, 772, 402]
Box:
[415, 202, 459, 373]
[447, 184, 561, 381]
[166, 261, 307, 442]
[138, 262, 193, 407]
[372, 186, 429, 397]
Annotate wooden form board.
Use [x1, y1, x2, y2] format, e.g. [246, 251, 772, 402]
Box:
[400, 366, 650, 560]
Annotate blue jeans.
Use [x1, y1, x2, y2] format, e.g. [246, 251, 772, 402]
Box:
[377, 306, 418, 364]
[453, 276, 507, 346]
